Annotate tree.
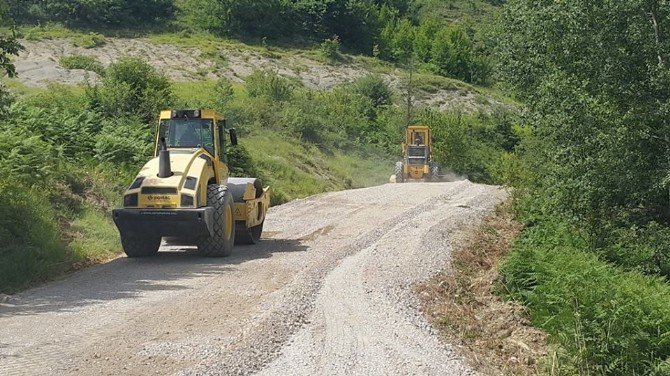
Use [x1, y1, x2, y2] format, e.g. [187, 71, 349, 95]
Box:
[496, 0, 670, 235]
[391, 18, 415, 61]
[430, 26, 474, 81]
[12, 0, 174, 28]
[0, 0, 22, 78]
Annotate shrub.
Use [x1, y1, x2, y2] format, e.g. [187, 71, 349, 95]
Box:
[320, 35, 342, 62]
[0, 83, 14, 119]
[7, 99, 101, 160]
[87, 58, 174, 123]
[227, 143, 258, 177]
[94, 118, 154, 165]
[245, 70, 295, 102]
[0, 129, 56, 186]
[59, 55, 105, 76]
[352, 74, 393, 108]
[72, 32, 106, 49]
[502, 220, 670, 375]
[600, 222, 670, 278]
[213, 77, 235, 109]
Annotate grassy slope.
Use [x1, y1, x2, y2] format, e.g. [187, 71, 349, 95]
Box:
[244, 134, 390, 204]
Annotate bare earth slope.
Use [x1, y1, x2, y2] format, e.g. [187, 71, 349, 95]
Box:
[15, 38, 507, 114]
[0, 182, 506, 376]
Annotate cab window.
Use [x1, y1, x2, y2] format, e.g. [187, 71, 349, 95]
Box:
[412, 131, 426, 145]
[158, 118, 214, 155]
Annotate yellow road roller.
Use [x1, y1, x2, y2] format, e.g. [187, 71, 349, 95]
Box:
[113, 109, 271, 257]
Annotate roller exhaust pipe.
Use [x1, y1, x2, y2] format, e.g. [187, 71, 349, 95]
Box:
[158, 137, 173, 178]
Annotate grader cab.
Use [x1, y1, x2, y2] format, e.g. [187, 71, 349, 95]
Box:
[393, 125, 439, 182]
[112, 109, 271, 258]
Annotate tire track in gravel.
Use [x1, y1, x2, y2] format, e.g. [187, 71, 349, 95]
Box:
[254, 183, 503, 376]
[0, 182, 505, 376]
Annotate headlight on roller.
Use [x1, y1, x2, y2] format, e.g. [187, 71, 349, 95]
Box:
[181, 194, 194, 208]
[124, 193, 138, 207]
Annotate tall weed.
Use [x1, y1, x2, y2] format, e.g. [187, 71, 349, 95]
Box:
[0, 182, 67, 293]
[502, 220, 670, 375]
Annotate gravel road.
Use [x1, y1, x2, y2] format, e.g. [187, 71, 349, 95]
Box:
[0, 181, 506, 376]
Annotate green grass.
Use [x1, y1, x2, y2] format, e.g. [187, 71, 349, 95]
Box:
[328, 151, 392, 189]
[68, 206, 121, 263]
[502, 219, 670, 375]
[173, 80, 246, 107]
[59, 55, 106, 76]
[20, 24, 81, 40]
[21, 25, 105, 48]
[1, 78, 43, 96]
[71, 33, 107, 48]
[0, 182, 70, 293]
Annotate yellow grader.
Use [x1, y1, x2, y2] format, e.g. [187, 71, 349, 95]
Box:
[393, 125, 439, 182]
[113, 109, 270, 257]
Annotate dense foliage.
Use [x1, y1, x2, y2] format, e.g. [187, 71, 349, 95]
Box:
[11, 0, 174, 27]
[498, 0, 670, 238]
[0, 59, 169, 292]
[496, 0, 670, 373]
[502, 222, 670, 375]
[378, 14, 491, 84]
[86, 57, 174, 123]
[177, 0, 410, 53]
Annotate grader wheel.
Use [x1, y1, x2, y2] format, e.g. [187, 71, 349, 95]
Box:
[429, 163, 440, 181]
[394, 162, 404, 183]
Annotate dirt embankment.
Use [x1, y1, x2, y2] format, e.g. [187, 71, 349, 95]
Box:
[0, 181, 505, 375]
[15, 38, 507, 114]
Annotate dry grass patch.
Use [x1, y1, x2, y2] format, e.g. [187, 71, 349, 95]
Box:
[417, 204, 548, 375]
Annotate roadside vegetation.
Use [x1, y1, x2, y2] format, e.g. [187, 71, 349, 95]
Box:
[418, 205, 547, 375]
[492, 0, 670, 374]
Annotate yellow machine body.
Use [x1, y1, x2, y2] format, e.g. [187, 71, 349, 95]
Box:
[113, 109, 271, 256]
[393, 125, 438, 182]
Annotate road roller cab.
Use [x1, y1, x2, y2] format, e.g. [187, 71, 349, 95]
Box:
[112, 109, 271, 258]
